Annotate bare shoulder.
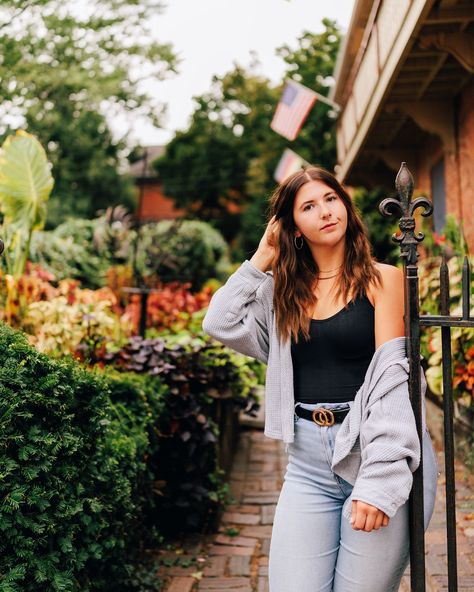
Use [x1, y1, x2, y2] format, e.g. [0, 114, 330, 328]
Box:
[375, 263, 403, 289]
[366, 262, 404, 307]
[367, 262, 406, 346]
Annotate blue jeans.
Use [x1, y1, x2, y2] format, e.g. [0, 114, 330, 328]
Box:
[268, 402, 439, 592]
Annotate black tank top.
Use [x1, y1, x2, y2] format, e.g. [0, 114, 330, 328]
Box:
[291, 293, 375, 403]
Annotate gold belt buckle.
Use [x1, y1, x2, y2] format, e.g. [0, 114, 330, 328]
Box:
[311, 408, 335, 427]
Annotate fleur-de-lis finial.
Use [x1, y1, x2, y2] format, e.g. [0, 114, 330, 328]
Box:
[379, 162, 433, 265]
[395, 162, 414, 211]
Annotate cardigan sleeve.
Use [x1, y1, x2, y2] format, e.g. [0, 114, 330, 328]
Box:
[202, 260, 272, 364]
[347, 379, 421, 519]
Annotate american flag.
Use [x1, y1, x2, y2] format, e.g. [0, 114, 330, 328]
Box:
[270, 80, 317, 141]
[274, 148, 309, 183]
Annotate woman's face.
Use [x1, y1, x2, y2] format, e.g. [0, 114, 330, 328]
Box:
[292, 179, 348, 246]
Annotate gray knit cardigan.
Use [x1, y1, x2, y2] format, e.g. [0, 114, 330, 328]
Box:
[202, 259, 428, 518]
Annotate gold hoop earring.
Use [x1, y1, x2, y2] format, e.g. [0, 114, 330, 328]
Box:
[294, 235, 303, 250]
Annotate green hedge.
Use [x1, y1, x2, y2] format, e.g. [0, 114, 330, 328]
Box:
[0, 322, 262, 590]
[0, 323, 168, 591]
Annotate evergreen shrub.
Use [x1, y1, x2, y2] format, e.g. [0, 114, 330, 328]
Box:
[136, 220, 231, 290]
[0, 321, 261, 589]
[0, 323, 167, 591]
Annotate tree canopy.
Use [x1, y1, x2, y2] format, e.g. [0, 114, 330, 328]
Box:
[0, 0, 178, 226]
[153, 19, 341, 257]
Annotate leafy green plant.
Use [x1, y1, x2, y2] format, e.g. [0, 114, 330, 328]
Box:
[94, 205, 134, 264]
[30, 226, 107, 288]
[21, 283, 132, 358]
[0, 322, 169, 591]
[29, 217, 117, 288]
[0, 131, 54, 278]
[136, 220, 232, 290]
[29, 215, 231, 291]
[30, 211, 136, 289]
[419, 254, 474, 415]
[99, 333, 261, 532]
[420, 213, 470, 259]
[353, 186, 400, 264]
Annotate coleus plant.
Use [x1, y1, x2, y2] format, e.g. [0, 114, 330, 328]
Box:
[98, 335, 261, 532]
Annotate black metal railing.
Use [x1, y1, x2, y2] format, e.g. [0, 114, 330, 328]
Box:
[379, 162, 473, 592]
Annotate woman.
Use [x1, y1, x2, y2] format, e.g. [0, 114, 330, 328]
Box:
[202, 166, 438, 592]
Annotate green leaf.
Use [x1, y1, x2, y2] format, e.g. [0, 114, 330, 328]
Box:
[0, 130, 53, 229]
[0, 130, 54, 277]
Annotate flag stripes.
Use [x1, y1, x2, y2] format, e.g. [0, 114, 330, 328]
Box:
[274, 148, 309, 183]
[270, 80, 317, 141]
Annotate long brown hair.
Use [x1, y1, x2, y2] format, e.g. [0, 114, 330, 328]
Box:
[268, 166, 382, 344]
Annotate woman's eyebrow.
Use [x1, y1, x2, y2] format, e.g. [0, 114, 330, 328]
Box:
[300, 191, 335, 207]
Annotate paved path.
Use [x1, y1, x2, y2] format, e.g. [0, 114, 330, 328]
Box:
[159, 422, 474, 592]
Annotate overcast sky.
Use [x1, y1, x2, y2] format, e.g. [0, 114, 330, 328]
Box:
[126, 0, 354, 146]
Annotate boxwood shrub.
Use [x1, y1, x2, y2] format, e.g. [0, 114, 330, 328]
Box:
[0, 323, 168, 591]
[0, 321, 262, 589]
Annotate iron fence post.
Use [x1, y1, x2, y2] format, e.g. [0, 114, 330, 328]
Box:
[439, 257, 459, 592]
[379, 162, 433, 592]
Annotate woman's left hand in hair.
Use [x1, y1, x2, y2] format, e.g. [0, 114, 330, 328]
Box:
[350, 500, 390, 532]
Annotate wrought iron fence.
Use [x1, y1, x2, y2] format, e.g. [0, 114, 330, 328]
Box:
[379, 163, 473, 592]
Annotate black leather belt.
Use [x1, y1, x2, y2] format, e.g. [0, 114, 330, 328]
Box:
[295, 406, 350, 426]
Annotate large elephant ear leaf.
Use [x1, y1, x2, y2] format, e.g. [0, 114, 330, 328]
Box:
[0, 130, 54, 230]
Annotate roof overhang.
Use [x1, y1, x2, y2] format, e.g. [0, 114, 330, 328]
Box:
[331, 0, 474, 186]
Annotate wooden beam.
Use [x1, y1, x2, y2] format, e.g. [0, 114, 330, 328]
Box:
[409, 50, 444, 57]
[394, 100, 455, 153]
[425, 6, 474, 25]
[397, 70, 438, 81]
[403, 62, 440, 71]
[381, 112, 409, 146]
[416, 54, 448, 99]
[419, 31, 474, 73]
[371, 147, 419, 173]
[452, 71, 473, 96]
[441, 0, 462, 7]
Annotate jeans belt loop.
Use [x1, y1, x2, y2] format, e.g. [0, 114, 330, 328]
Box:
[294, 402, 301, 422]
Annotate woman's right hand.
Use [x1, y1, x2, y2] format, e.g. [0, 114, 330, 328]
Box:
[250, 215, 279, 272]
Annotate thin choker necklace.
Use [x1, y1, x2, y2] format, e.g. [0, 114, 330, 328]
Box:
[319, 264, 344, 272]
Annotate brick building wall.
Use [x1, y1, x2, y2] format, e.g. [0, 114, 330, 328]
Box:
[415, 79, 474, 252]
[136, 181, 185, 222]
[457, 79, 474, 251]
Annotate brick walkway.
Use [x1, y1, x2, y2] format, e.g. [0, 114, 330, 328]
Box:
[159, 421, 474, 592]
